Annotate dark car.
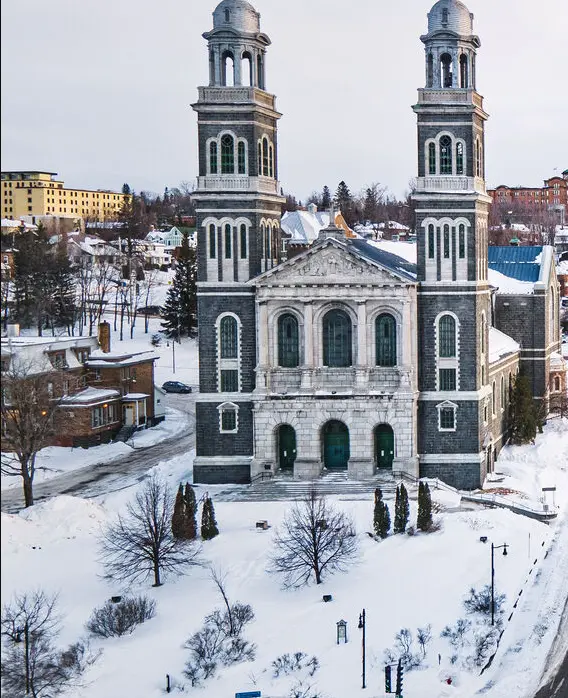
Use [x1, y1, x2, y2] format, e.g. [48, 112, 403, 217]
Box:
[162, 381, 192, 394]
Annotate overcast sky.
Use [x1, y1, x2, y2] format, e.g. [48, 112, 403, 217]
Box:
[1, 0, 566, 201]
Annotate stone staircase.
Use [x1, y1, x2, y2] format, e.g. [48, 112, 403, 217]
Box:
[212, 471, 409, 503]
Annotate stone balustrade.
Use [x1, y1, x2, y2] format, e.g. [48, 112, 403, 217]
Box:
[259, 366, 404, 395]
[196, 175, 279, 195]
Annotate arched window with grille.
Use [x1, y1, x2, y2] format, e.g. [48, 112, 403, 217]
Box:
[239, 223, 247, 259]
[221, 134, 234, 174]
[209, 141, 218, 174]
[257, 142, 262, 175]
[440, 135, 452, 174]
[439, 315, 456, 358]
[428, 223, 435, 259]
[224, 223, 232, 259]
[458, 224, 466, 259]
[375, 314, 397, 367]
[237, 141, 246, 174]
[278, 314, 299, 368]
[220, 316, 238, 358]
[323, 309, 352, 367]
[428, 142, 436, 175]
[262, 137, 269, 176]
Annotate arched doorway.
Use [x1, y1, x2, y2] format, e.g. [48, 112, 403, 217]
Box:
[374, 424, 394, 470]
[322, 421, 350, 470]
[277, 424, 296, 471]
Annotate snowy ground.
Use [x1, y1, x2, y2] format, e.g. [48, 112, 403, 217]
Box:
[2, 421, 568, 698]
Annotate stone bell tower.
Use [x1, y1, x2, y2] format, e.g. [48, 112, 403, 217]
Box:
[192, 0, 285, 484]
[413, 0, 493, 489]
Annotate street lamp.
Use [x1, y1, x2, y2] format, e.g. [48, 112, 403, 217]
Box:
[491, 542, 508, 626]
[358, 609, 366, 689]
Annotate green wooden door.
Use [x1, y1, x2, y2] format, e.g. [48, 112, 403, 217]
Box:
[375, 425, 394, 469]
[278, 425, 297, 470]
[323, 421, 350, 470]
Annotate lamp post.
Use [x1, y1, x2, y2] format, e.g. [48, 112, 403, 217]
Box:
[491, 542, 508, 626]
[358, 609, 366, 689]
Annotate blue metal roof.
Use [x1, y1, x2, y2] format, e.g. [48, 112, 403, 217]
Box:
[488, 246, 542, 283]
[349, 239, 417, 282]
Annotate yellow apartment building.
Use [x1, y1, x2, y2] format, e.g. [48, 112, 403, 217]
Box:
[1, 171, 131, 222]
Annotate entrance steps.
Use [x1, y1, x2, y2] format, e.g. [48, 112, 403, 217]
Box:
[213, 471, 407, 503]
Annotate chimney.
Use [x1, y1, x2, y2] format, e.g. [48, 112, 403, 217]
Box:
[6, 323, 20, 338]
[307, 202, 318, 215]
[98, 321, 111, 353]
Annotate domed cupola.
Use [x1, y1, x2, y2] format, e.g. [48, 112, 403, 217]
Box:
[427, 0, 473, 36]
[213, 0, 261, 35]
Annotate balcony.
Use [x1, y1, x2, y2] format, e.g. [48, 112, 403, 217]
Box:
[196, 175, 280, 196]
[197, 86, 276, 110]
[259, 367, 404, 395]
[417, 89, 484, 109]
[415, 176, 486, 195]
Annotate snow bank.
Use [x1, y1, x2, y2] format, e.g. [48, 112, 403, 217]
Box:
[488, 268, 534, 294]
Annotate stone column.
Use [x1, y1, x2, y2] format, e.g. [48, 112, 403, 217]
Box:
[258, 301, 269, 367]
[234, 49, 242, 86]
[214, 48, 222, 86]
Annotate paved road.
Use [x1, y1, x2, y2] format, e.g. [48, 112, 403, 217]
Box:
[1, 392, 196, 513]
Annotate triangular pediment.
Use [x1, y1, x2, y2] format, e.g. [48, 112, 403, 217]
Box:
[253, 239, 411, 286]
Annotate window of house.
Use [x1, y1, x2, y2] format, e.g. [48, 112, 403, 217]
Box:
[439, 368, 457, 391]
[440, 136, 452, 174]
[94, 368, 101, 382]
[376, 313, 397, 367]
[219, 402, 238, 433]
[49, 351, 67, 369]
[75, 348, 90, 364]
[91, 403, 117, 429]
[221, 134, 234, 174]
[438, 402, 456, 431]
[323, 309, 352, 367]
[278, 313, 299, 368]
[220, 316, 238, 358]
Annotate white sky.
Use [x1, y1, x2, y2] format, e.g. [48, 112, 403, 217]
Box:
[1, 0, 567, 201]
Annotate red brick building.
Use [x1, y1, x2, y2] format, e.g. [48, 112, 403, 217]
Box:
[1, 323, 161, 449]
[488, 170, 568, 225]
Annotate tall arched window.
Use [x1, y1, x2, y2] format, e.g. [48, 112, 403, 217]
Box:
[323, 309, 352, 367]
[237, 141, 246, 174]
[241, 52, 252, 87]
[458, 224, 466, 259]
[278, 314, 299, 368]
[262, 137, 269, 176]
[269, 145, 274, 178]
[428, 142, 436, 175]
[443, 224, 450, 259]
[220, 316, 238, 359]
[439, 315, 456, 358]
[208, 223, 216, 259]
[239, 224, 247, 259]
[459, 54, 469, 88]
[441, 53, 453, 88]
[224, 223, 232, 258]
[500, 375, 505, 407]
[210, 142, 218, 174]
[427, 53, 434, 88]
[440, 136, 452, 174]
[376, 314, 397, 367]
[221, 134, 234, 174]
[221, 52, 234, 86]
[428, 223, 435, 259]
[456, 142, 464, 175]
[257, 142, 262, 175]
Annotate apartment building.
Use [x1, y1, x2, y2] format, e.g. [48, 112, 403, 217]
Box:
[488, 170, 568, 224]
[1, 171, 130, 222]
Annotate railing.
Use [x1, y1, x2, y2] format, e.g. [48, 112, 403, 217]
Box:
[197, 86, 276, 109]
[415, 176, 487, 194]
[196, 175, 280, 195]
[261, 367, 403, 394]
[392, 470, 420, 486]
[417, 89, 484, 109]
[250, 471, 274, 486]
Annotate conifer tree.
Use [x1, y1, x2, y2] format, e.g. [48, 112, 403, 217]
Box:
[184, 482, 197, 540]
[321, 185, 332, 210]
[509, 374, 538, 445]
[201, 496, 219, 541]
[373, 487, 391, 539]
[171, 484, 186, 539]
[334, 181, 356, 226]
[394, 483, 410, 534]
[161, 232, 197, 339]
[417, 482, 433, 532]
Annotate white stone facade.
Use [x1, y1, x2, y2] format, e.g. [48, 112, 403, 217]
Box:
[250, 237, 419, 480]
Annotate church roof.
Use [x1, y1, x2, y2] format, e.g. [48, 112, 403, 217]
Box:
[488, 246, 543, 283]
[213, 0, 260, 34]
[428, 0, 473, 35]
[349, 239, 417, 282]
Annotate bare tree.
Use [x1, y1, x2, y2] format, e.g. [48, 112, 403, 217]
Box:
[1, 359, 65, 507]
[1, 590, 92, 698]
[269, 488, 358, 587]
[99, 475, 200, 587]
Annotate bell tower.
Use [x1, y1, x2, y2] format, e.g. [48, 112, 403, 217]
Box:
[192, 0, 285, 484]
[413, 0, 493, 489]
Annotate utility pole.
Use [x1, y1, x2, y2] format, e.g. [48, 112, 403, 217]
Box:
[358, 608, 366, 689]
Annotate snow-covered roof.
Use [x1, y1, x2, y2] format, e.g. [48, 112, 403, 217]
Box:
[281, 210, 332, 244]
[549, 352, 566, 371]
[377, 220, 410, 231]
[366, 239, 417, 264]
[1, 218, 37, 230]
[62, 387, 120, 405]
[86, 350, 158, 368]
[488, 327, 520, 364]
[122, 392, 150, 400]
[487, 269, 535, 295]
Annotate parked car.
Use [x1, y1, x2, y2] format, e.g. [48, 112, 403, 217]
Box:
[162, 381, 192, 394]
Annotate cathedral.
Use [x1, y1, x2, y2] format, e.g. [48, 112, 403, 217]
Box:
[191, 0, 562, 490]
